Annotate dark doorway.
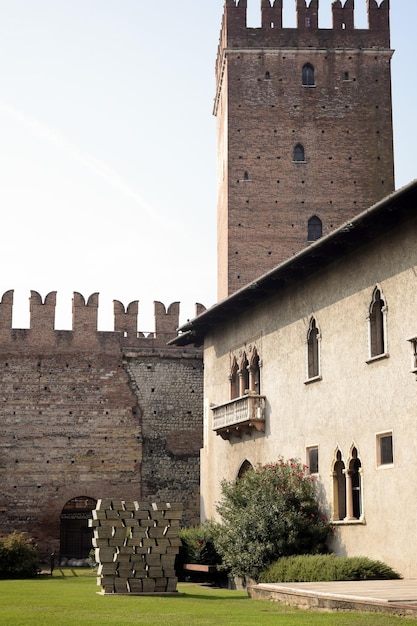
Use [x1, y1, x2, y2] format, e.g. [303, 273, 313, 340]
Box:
[60, 496, 96, 560]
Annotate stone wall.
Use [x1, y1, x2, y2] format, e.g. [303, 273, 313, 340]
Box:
[0, 292, 203, 556]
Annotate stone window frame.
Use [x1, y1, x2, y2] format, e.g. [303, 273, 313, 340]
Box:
[306, 445, 319, 474]
[305, 316, 322, 384]
[366, 285, 389, 363]
[331, 445, 365, 525]
[229, 335, 262, 400]
[376, 431, 394, 468]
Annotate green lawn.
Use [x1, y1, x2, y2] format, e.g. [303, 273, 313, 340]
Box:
[0, 569, 415, 626]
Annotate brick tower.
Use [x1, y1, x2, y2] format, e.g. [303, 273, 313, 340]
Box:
[215, 0, 394, 300]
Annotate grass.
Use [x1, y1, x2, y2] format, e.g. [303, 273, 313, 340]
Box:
[0, 568, 415, 626]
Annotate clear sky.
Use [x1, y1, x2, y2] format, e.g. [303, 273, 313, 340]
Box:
[0, 1, 415, 332]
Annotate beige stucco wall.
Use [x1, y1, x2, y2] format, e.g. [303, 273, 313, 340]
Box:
[201, 216, 417, 578]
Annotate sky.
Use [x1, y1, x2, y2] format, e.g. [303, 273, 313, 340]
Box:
[0, 0, 416, 332]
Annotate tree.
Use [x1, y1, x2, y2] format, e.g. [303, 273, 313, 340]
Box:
[212, 458, 333, 580]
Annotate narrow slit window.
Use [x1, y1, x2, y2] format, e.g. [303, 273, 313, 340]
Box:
[369, 287, 386, 357]
[349, 447, 362, 520]
[307, 317, 320, 379]
[333, 450, 346, 521]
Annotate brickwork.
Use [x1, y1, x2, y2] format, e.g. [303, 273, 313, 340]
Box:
[216, 0, 394, 299]
[0, 291, 203, 556]
[124, 354, 203, 527]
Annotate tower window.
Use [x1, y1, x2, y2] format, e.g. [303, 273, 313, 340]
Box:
[265, 71, 270, 80]
[302, 63, 315, 87]
[293, 144, 305, 162]
[307, 216, 322, 242]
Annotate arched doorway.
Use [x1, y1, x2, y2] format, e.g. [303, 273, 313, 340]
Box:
[60, 496, 96, 560]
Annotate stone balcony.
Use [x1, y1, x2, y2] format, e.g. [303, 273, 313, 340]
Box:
[211, 394, 266, 440]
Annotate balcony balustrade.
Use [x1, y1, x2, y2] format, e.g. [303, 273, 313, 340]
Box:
[211, 394, 266, 440]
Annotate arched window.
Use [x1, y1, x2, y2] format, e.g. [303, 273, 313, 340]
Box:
[249, 349, 261, 394]
[369, 286, 386, 357]
[332, 450, 346, 521]
[308, 216, 322, 242]
[348, 447, 362, 520]
[239, 354, 250, 396]
[293, 144, 305, 162]
[238, 459, 254, 479]
[302, 63, 315, 86]
[230, 358, 239, 400]
[265, 71, 271, 80]
[307, 317, 320, 379]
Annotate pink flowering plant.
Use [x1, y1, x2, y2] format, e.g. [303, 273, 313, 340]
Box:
[212, 458, 333, 580]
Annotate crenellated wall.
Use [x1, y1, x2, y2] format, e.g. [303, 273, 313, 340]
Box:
[0, 290, 205, 352]
[0, 291, 204, 557]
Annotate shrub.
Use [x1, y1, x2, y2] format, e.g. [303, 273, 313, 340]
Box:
[259, 554, 402, 583]
[178, 524, 221, 565]
[0, 532, 39, 579]
[212, 458, 333, 581]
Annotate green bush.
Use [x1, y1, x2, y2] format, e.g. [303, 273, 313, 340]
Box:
[259, 554, 402, 583]
[0, 532, 39, 579]
[212, 458, 333, 581]
[178, 524, 221, 565]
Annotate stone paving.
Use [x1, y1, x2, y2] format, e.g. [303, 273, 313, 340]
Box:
[249, 580, 417, 617]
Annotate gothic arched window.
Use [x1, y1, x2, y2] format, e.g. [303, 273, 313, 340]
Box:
[239, 354, 250, 396]
[302, 63, 315, 86]
[333, 450, 346, 521]
[250, 350, 261, 394]
[238, 459, 254, 479]
[307, 317, 320, 379]
[349, 447, 362, 520]
[369, 287, 387, 357]
[230, 358, 239, 400]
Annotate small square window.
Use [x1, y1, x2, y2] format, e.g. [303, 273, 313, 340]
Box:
[377, 433, 393, 466]
[307, 446, 319, 474]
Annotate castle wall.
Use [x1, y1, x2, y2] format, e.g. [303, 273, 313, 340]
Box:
[0, 292, 203, 555]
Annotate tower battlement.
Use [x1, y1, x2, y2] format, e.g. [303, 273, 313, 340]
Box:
[0, 291, 204, 353]
[218, 1, 390, 63]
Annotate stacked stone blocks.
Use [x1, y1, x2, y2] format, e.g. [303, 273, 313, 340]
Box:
[90, 499, 182, 594]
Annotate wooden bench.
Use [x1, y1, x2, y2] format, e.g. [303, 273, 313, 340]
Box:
[183, 563, 218, 575]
